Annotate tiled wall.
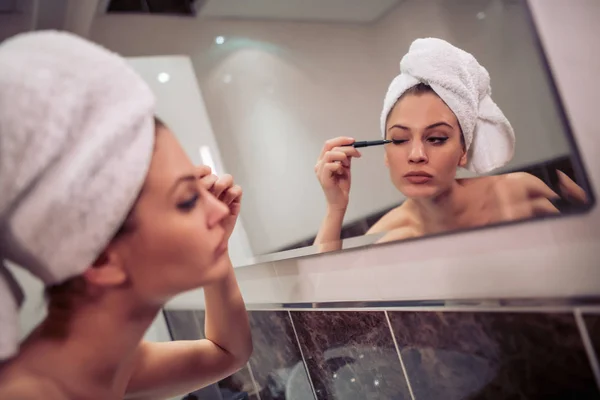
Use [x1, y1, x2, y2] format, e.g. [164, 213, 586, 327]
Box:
[165, 306, 600, 400]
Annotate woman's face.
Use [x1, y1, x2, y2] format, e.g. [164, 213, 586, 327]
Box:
[109, 125, 230, 303]
[384, 92, 467, 199]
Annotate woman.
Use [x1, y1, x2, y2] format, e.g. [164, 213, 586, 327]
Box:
[315, 38, 586, 247]
[0, 32, 251, 399]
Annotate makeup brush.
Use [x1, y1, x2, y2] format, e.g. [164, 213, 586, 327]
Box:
[343, 140, 391, 148]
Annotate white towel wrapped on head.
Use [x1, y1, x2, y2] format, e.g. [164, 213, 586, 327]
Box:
[380, 37, 515, 174]
[0, 31, 156, 360]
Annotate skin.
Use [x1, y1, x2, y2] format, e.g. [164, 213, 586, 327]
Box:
[0, 125, 252, 399]
[314, 91, 588, 247]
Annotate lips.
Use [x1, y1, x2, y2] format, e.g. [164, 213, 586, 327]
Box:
[404, 171, 432, 184]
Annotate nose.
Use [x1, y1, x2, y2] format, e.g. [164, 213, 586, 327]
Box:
[203, 190, 230, 228]
[408, 141, 428, 164]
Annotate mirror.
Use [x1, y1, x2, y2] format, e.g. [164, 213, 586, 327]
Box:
[92, 0, 594, 265]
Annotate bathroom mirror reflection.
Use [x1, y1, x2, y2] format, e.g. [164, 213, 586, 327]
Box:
[91, 0, 593, 265]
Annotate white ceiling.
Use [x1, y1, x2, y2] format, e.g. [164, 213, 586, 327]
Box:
[198, 0, 401, 23]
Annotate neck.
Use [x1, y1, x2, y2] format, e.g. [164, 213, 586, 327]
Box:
[12, 290, 161, 398]
[409, 179, 475, 233]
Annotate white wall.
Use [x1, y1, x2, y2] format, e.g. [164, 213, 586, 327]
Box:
[90, 0, 571, 254]
[125, 56, 254, 266]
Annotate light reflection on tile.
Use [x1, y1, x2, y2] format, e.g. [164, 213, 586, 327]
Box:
[247, 311, 315, 400]
[388, 311, 599, 399]
[291, 311, 411, 400]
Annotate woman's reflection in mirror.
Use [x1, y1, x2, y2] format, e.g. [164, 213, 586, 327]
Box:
[314, 38, 587, 249]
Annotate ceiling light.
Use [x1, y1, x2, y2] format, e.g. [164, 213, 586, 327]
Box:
[157, 72, 170, 83]
[215, 36, 226, 45]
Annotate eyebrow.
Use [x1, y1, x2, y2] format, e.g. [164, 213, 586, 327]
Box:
[388, 121, 454, 132]
[169, 174, 197, 195]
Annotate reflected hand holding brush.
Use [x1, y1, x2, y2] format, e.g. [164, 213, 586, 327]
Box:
[314, 136, 361, 212]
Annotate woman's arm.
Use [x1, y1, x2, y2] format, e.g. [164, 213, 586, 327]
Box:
[203, 257, 253, 367]
[313, 207, 345, 248]
[313, 137, 360, 250]
[124, 256, 252, 400]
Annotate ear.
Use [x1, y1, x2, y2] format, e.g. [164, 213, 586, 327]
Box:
[458, 148, 468, 168]
[82, 248, 128, 288]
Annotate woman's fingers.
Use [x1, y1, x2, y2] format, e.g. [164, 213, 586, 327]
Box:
[323, 151, 350, 166]
[322, 147, 361, 166]
[212, 174, 234, 199]
[196, 164, 212, 179]
[342, 146, 362, 159]
[196, 169, 243, 212]
[315, 140, 361, 176]
[319, 137, 355, 159]
[323, 162, 344, 176]
[199, 174, 218, 191]
[531, 197, 560, 216]
[557, 170, 588, 204]
[328, 146, 362, 160]
[221, 184, 243, 208]
[523, 174, 559, 200]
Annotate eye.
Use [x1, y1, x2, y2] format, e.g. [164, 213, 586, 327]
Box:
[428, 137, 449, 145]
[391, 139, 408, 145]
[177, 193, 200, 211]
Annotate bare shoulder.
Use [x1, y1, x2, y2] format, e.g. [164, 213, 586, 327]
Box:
[498, 172, 543, 185]
[375, 225, 422, 244]
[494, 172, 557, 197]
[367, 202, 421, 235]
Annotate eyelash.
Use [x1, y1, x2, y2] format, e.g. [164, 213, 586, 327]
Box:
[177, 193, 200, 211]
[428, 137, 449, 144]
[391, 137, 449, 145]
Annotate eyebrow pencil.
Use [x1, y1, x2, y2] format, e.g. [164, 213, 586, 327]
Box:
[343, 140, 392, 148]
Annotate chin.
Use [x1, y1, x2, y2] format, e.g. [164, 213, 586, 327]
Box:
[398, 185, 440, 199]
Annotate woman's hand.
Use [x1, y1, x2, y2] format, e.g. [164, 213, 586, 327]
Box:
[314, 137, 361, 212]
[556, 170, 588, 205]
[196, 165, 242, 241]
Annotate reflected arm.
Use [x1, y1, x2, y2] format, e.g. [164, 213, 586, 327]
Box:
[313, 208, 346, 251]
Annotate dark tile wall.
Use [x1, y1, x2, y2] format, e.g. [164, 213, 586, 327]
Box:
[388, 311, 599, 400]
[165, 307, 600, 400]
[247, 311, 314, 400]
[584, 313, 600, 362]
[290, 311, 411, 400]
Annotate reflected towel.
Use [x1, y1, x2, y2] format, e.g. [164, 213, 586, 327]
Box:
[380, 38, 515, 174]
[0, 31, 155, 360]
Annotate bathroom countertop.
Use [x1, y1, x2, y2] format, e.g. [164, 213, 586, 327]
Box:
[167, 209, 600, 310]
